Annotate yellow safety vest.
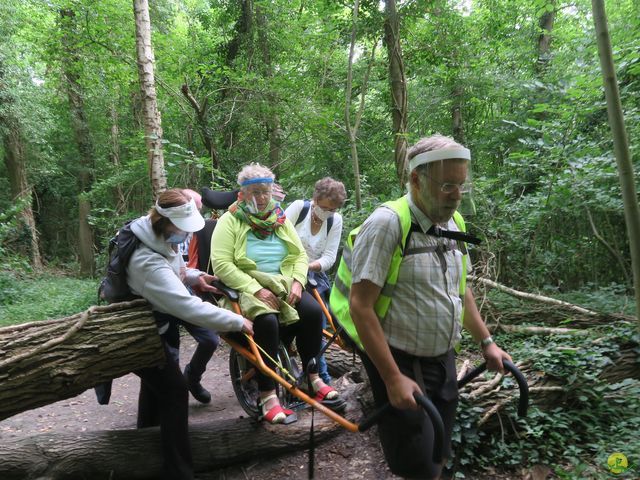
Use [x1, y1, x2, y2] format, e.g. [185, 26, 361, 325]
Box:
[329, 197, 468, 351]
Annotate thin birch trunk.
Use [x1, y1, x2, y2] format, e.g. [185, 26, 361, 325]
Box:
[592, 0, 640, 330]
[133, 0, 166, 198]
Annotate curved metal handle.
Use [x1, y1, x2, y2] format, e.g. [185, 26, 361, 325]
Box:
[414, 392, 445, 464]
[503, 360, 529, 417]
[457, 359, 529, 417]
[210, 279, 239, 302]
[357, 402, 391, 432]
[357, 393, 445, 464]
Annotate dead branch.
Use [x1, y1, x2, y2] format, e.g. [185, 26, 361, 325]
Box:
[470, 276, 600, 317]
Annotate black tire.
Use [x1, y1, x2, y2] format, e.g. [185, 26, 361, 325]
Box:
[229, 343, 302, 419]
[229, 348, 260, 418]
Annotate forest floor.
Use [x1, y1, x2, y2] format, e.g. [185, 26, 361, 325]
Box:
[0, 336, 536, 480]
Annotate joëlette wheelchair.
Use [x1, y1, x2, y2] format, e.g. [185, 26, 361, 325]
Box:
[197, 187, 529, 463]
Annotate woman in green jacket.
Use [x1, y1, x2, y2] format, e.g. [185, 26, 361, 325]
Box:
[212, 163, 343, 424]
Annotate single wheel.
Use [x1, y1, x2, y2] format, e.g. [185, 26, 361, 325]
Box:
[229, 343, 302, 418]
[229, 348, 260, 418]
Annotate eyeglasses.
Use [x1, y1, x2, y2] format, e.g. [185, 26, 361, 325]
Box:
[245, 187, 272, 198]
[425, 176, 472, 194]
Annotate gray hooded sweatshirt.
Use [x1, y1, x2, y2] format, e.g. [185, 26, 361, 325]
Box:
[127, 215, 244, 333]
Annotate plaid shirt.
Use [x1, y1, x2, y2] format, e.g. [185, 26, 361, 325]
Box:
[350, 194, 467, 357]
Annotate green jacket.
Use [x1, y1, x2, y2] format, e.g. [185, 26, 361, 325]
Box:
[211, 211, 309, 296]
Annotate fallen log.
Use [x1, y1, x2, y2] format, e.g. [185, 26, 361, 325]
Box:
[470, 276, 600, 317]
[498, 325, 590, 335]
[324, 343, 364, 382]
[0, 300, 164, 421]
[459, 341, 640, 429]
[0, 382, 363, 480]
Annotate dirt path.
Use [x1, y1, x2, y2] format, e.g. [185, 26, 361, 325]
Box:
[0, 334, 525, 479]
[0, 336, 407, 479]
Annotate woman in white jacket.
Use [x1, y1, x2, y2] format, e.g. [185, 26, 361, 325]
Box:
[127, 188, 252, 480]
[285, 177, 346, 384]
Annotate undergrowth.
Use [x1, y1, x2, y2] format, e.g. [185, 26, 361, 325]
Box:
[450, 288, 640, 478]
[0, 264, 98, 326]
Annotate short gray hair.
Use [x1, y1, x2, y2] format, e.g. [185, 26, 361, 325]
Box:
[237, 163, 275, 189]
[407, 134, 466, 175]
[313, 177, 347, 206]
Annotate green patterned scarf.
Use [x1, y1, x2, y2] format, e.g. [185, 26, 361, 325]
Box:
[229, 199, 286, 239]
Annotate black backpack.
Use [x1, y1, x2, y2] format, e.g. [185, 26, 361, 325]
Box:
[98, 220, 141, 304]
[294, 199, 334, 234]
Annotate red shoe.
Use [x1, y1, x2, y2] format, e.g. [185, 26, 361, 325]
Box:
[310, 378, 346, 412]
[260, 394, 297, 424]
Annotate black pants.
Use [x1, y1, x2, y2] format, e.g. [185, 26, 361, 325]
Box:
[179, 321, 219, 379]
[253, 290, 323, 391]
[135, 313, 193, 480]
[361, 347, 458, 480]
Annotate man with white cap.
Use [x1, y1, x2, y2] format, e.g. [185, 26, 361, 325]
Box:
[334, 134, 511, 479]
[126, 188, 253, 480]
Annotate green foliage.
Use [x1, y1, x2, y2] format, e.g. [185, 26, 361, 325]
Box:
[450, 290, 639, 477]
[0, 268, 98, 326]
[0, 4, 638, 478]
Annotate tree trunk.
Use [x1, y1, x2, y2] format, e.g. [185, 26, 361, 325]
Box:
[1, 117, 43, 270]
[133, 0, 166, 198]
[0, 300, 164, 422]
[345, 0, 377, 212]
[180, 83, 219, 169]
[384, 0, 408, 188]
[535, 1, 556, 75]
[451, 84, 465, 145]
[345, 0, 363, 211]
[0, 384, 362, 480]
[59, 8, 96, 277]
[110, 103, 127, 213]
[592, 0, 640, 330]
[255, 5, 283, 172]
[0, 56, 42, 269]
[325, 343, 364, 383]
[220, 0, 254, 153]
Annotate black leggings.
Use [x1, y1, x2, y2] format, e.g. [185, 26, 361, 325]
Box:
[253, 290, 323, 391]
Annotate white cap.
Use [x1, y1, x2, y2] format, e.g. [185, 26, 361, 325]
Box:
[154, 198, 205, 232]
[408, 147, 471, 172]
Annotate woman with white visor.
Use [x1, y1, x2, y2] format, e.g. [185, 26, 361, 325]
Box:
[126, 188, 253, 480]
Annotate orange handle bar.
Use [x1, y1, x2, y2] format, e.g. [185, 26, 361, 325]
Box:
[221, 332, 359, 433]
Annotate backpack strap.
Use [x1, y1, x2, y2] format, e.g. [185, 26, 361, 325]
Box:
[295, 200, 311, 226]
[296, 199, 334, 234]
[401, 223, 422, 255]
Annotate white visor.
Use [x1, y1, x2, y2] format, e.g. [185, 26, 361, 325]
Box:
[409, 147, 471, 172]
[155, 198, 205, 232]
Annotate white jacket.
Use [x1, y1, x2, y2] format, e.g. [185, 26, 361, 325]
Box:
[127, 215, 244, 333]
[285, 199, 343, 272]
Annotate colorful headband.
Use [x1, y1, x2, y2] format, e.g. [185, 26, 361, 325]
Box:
[409, 147, 471, 172]
[240, 177, 274, 186]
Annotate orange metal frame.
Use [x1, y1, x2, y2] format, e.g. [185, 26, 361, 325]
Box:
[309, 288, 350, 351]
[222, 300, 360, 432]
